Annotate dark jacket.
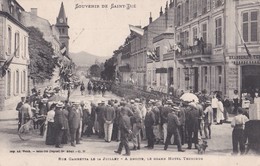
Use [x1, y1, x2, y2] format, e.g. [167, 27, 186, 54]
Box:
[96, 105, 106, 123]
[62, 109, 69, 130]
[103, 105, 116, 122]
[145, 110, 155, 127]
[167, 112, 181, 131]
[119, 115, 131, 134]
[121, 106, 133, 117]
[151, 106, 160, 125]
[160, 106, 171, 124]
[68, 108, 81, 129]
[54, 108, 65, 129]
[178, 107, 186, 125]
[185, 105, 200, 132]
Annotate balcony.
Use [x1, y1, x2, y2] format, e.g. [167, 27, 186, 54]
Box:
[176, 43, 212, 64]
[163, 52, 174, 61]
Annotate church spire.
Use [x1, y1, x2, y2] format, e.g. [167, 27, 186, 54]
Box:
[57, 2, 67, 24]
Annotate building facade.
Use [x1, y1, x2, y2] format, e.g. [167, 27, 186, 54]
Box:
[0, 0, 29, 111]
[173, 0, 260, 97]
[114, 0, 260, 98]
[21, 8, 61, 58]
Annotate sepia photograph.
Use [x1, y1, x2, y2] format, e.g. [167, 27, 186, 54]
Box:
[0, 0, 260, 165]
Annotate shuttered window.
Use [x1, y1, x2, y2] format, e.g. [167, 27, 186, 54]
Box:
[243, 11, 258, 42]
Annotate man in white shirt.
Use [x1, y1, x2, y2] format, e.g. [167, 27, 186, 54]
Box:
[211, 93, 218, 122]
[231, 107, 249, 155]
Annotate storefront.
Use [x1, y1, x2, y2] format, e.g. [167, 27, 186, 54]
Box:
[227, 55, 260, 97]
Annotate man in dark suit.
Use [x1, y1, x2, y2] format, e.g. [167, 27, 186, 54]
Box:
[68, 102, 81, 147]
[54, 102, 66, 148]
[185, 102, 200, 149]
[144, 101, 156, 149]
[164, 107, 185, 152]
[96, 101, 106, 138]
[114, 103, 132, 156]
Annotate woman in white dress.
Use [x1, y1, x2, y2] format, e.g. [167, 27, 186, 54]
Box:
[216, 97, 224, 125]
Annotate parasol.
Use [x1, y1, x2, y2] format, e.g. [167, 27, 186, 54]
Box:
[180, 92, 199, 103]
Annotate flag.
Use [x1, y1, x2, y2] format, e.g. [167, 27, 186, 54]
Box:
[1, 45, 20, 77]
[60, 44, 71, 60]
[146, 50, 153, 59]
[129, 24, 144, 37]
[2, 54, 15, 76]
[234, 22, 252, 58]
[60, 44, 66, 55]
[153, 48, 160, 61]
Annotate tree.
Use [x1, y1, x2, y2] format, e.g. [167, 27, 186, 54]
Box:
[28, 27, 56, 83]
[89, 64, 101, 78]
[101, 57, 116, 81]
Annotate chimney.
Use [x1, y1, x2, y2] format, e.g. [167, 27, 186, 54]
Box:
[169, 0, 173, 8]
[165, 1, 168, 11]
[31, 8, 37, 16]
[149, 12, 153, 23]
[160, 6, 163, 16]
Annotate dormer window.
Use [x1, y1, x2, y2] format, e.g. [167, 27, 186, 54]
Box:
[17, 8, 22, 21]
[9, 1, 14, 15]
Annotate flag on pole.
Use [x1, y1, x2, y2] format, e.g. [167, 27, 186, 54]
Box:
[234, 22, 252, 58]
[153, 48, 160, 61]
[129, 24, 144, 37]
[146, 50, 155, 61]
[1, 45, 20, 77]
[60, 44, 67, 56]
[60, 43, 71, 60]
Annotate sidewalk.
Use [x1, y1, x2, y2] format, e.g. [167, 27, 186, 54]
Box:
[0, 107, 18, 121]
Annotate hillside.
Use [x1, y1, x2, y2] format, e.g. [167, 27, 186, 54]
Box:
[69, 51, 109, 67]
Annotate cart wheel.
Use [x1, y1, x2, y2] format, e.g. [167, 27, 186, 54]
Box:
[18, 124, 35, 141]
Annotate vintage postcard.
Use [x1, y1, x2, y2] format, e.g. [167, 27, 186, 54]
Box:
[0, 0, 260, 165]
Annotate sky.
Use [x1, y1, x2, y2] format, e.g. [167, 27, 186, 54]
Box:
[17, 0, 168, 57]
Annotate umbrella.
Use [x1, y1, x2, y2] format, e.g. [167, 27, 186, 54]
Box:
[48, 94, 67, 102]
[180, 93, 199, 103]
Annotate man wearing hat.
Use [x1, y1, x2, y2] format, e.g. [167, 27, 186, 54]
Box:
[16, 97, 25, 130]
[164, 106, 185, 152]
[203, 100, 214, 139]
[20, 97, 33, 126]
[96, 101, 106, 138]
[39, 98, 49, 136]
[151, 100, 161, 144]
[114, 107, 132, 156]
[160, 100, 172, 144]
[186, 102, 201, 149]
[130, 99, 142, 150]
[68, 102, 81, 146]
[54, 102, 65, 148]
[144, 102, 156, 149]
[103, 100, 116, 143]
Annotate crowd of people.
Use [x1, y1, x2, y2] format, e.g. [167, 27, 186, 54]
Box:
[15, 86, 254, 156]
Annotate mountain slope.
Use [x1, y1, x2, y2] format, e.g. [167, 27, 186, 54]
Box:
[69, 51, 108, 66]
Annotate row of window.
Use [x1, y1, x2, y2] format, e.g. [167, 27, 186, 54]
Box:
[7, 26, 27, 58]
[176, 66, 222, 91]
[175, 0, 224, 26]
[6, 70, 27, 97]
[177, 10, 258, 47]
